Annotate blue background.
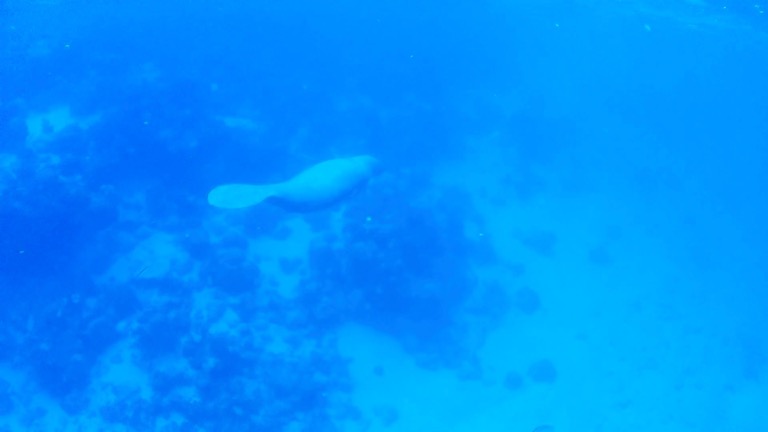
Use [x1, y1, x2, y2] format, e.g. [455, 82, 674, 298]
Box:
[0, 0, 766, 430]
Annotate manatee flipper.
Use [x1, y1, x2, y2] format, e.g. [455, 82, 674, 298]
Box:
[207, 183, 280, 209]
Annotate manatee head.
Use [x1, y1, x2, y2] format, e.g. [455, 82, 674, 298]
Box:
[357, 155, 382, 175]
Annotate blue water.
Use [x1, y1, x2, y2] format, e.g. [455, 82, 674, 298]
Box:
[0, 1, 766, 431]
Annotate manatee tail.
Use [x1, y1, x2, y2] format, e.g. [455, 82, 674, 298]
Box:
[207, 183, 279, 209]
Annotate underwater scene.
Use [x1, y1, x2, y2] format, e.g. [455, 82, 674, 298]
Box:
[0, 0, 766, 430]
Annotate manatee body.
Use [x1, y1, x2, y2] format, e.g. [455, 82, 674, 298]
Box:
[207, 155, 379, 212]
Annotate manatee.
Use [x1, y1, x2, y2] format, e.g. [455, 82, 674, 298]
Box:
[207, 155, 380, 212]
